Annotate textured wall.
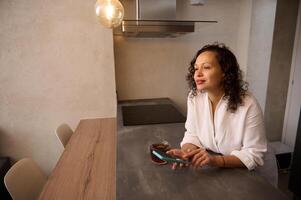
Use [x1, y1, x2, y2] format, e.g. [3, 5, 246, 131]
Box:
[114, 0, 247, 114]
[246, 0, 277, 111]
[280, 0, 301, 148]
[264, 0, 299, 141]
[0, 0, 117, 174]
[236, 0, 253, 71]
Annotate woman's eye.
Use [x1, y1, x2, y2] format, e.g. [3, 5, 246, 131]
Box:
[203, 66, 211, 69]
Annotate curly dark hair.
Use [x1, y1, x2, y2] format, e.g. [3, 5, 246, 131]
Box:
[186, 43, 248, 112]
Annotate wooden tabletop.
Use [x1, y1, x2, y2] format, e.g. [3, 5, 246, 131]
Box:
[39, 118, 116, 200]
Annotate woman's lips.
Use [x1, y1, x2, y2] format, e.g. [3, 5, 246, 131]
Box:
[196, 80, 205, 85]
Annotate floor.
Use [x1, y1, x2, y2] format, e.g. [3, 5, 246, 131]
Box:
[278, 170, 294, 199]
[269, 142, 295, 199]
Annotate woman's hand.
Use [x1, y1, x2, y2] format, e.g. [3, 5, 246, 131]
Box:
[184, 148, 216, 168]
[166, 148, 192, 170]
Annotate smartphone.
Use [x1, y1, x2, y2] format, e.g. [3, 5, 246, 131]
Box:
[152, 150, 190, 164]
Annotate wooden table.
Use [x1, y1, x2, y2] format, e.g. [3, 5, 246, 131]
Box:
[39, 118, 116, 200]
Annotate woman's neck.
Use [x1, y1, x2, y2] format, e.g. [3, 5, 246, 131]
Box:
[207, 89, 224, 107]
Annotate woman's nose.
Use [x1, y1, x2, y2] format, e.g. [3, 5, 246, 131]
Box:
[195, 69, 203, 76]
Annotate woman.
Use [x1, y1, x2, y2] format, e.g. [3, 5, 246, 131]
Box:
[167, 43, 267, 170]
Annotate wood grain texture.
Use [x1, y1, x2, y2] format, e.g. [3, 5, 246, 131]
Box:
[39, 118, 116, 200]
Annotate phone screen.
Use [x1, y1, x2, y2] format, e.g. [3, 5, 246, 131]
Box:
[152, 150, 190, 164]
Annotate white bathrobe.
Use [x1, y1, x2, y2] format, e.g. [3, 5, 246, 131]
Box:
[181, 91, 267, 170]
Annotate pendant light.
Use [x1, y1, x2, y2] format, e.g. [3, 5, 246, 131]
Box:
[95, 0, 124, 28]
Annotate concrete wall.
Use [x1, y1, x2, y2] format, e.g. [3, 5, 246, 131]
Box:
[114, 0, 249, 114]
[265, 0, 300, 141]
[246, 0, 277, 111]
[0, 0, 117, 174]
[236, 0, 253, 72]
[283, 0, 301, 148]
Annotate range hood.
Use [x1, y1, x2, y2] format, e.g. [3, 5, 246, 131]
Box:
[114, 0, 217, 38]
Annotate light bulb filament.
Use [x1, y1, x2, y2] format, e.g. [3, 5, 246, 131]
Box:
[106, 4, 114, 20]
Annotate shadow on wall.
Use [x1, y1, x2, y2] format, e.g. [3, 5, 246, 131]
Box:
[0, 127, 62, 175]
[0, 128, 19, 164]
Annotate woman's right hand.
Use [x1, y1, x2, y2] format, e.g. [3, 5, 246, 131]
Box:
[166, 143, 199, 170]
[166, 148, 192, 170]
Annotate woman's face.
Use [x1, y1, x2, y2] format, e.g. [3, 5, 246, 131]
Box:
[194, 51, 224, 92]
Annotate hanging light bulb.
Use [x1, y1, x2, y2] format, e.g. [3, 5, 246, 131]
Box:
[95, 0, 124, 28]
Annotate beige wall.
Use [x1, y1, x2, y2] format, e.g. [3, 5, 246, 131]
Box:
[114, 0, 247, 114]
[265, 0, 300, 141]
[0, 0, 117, 174]
[283, 0, 301, 148]
[246, 0, 277, 111]
[236, 0, 252, 72]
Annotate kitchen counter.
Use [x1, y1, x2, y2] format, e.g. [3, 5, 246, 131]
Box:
[117, 101, 288, 200]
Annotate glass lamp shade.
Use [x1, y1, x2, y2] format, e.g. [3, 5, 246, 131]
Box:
[95, 0, 124, 28]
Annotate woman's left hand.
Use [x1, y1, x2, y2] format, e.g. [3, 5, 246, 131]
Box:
[184, 148, 213, 168]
